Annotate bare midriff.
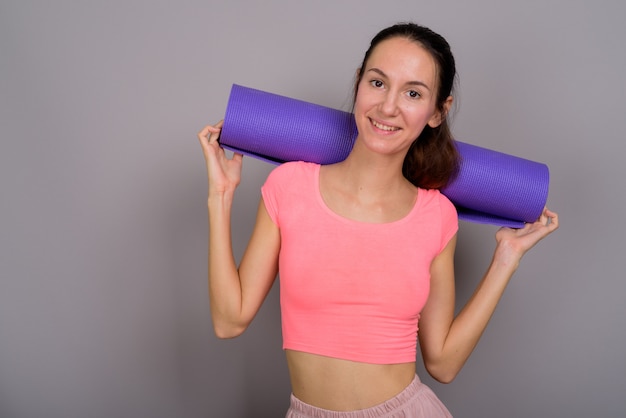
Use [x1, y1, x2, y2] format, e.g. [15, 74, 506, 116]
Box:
[285, 350, 416, 411]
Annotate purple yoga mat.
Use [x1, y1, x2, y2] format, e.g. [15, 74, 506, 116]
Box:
[219, 84, 549, 228]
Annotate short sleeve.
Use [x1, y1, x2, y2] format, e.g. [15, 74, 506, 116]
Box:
[438, 193, 459, 252]
[261, 166, 282, 227]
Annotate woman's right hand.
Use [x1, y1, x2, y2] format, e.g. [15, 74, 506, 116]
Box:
[198, 121, 243, 196]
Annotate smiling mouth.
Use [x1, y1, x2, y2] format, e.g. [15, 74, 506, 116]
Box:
[370, 118, 400, 132]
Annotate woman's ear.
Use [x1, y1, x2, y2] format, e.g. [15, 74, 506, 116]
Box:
[354, 68, 362, 91]
[428, 96, 453, 128]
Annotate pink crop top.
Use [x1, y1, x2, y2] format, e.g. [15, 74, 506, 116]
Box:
[261, 161, 458, 364]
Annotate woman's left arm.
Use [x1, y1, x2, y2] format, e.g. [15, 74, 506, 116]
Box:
[418, 208, 559, 383]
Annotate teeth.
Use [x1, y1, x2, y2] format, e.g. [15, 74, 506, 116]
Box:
[371, 119, 399, 131]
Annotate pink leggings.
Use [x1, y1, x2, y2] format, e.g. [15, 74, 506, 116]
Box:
[285, 375, 452, 417]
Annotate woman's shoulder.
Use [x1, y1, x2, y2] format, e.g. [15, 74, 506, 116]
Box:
[277, 160, 319, 171]
[262, 161, 320, 222]
[419, 187, 453, 204]
[418, 187, 458, 219]
[263, 161, 320, 192]
[267, 160, 319, 181]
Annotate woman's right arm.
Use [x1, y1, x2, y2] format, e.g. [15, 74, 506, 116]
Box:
[198, 123, 281, 339]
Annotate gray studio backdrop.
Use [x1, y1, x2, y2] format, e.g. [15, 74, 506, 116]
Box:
[1, 1, 625, 417]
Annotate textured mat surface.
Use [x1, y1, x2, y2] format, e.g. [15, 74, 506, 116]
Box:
[220, 84, 549, 228]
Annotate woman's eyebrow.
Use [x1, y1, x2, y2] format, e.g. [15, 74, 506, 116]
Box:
[367, 67, 431, 91]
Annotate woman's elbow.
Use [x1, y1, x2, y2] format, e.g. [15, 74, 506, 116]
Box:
[424, 362, 460, 384]
[212, 320, 247, 339]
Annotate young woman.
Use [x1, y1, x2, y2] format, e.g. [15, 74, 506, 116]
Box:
[198, 22, 559, 417]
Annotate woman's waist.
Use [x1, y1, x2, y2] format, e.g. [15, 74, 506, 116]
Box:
[285, 349, 416, 411]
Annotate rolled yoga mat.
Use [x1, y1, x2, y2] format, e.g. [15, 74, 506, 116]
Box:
[219, 84, 550, 228]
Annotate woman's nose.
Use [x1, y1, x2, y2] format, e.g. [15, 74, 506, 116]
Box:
[379, 92, 400, 115]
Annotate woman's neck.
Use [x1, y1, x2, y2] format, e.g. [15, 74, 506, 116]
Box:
[320, 148, 417, 223]
[334, 141, 411, 198]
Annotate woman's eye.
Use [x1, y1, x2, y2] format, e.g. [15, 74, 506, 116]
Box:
[370, 79, 384, 88]
[407, 90, 420, 99]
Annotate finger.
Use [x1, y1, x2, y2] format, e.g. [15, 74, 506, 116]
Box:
[208, 128, 221, 144]
[197, 125, 212, 141]
[543, 207, 558, 219]
[531, 209, 558, 236]
[198, 120, 224, 138]
[208, 120, 225, 144]
[545, 209, 559, 230]
[232, 152, 244, 164]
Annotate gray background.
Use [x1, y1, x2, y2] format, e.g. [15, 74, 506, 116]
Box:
[1, 0, 625, 417]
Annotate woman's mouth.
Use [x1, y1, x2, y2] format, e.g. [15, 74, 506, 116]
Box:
[370, 118, 400, 132]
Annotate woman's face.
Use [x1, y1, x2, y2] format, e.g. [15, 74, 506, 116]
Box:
[354, 37, 447, 157]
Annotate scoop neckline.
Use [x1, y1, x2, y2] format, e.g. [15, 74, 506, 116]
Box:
[313, 163, 421, 226]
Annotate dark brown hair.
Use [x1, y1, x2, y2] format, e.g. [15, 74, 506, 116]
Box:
[354, 22, 460, 189]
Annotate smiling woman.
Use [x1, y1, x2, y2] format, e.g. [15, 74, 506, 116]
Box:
[197, 22, 558, 417]
[352, 24, 459, 191]
[352, 37, 450, 176]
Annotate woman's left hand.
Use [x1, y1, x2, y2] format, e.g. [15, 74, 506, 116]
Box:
[494, 207, 559, 263]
